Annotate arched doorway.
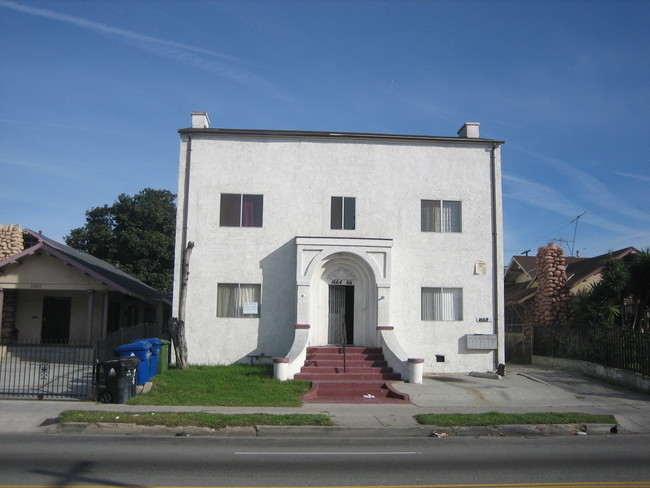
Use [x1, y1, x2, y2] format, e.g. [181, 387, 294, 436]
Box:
[295, 237, 392, 348]
[310, 251, 379, 347]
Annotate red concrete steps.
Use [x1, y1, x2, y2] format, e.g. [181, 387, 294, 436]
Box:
[297, 346, 410, 404]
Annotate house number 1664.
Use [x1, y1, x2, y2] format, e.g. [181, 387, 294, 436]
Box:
[331, 279, 353, 285]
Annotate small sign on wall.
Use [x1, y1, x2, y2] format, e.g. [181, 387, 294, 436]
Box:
[474, 260, 487, 275]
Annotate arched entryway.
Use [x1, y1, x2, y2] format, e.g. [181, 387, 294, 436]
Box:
[295, 238, 392, 349]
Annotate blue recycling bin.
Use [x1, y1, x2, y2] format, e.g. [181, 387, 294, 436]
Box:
[135, 338, 165, 378]
[115, 341, 152, 385]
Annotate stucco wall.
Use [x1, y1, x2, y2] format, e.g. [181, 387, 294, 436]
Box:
[175, 132, 503, 372]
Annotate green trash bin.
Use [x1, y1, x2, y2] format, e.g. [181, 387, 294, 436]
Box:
[158, 339, 170, 373]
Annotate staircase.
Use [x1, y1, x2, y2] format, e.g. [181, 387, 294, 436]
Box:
[296, 346, 410, 404]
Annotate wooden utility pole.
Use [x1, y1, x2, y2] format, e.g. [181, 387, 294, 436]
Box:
[171, 241, 194, 369]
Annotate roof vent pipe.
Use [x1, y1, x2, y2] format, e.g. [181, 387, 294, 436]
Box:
[457, 122, 480, 138]
[191, 111, 210, 129]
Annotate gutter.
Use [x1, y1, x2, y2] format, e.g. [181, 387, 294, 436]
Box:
[178, 127, 505, 145]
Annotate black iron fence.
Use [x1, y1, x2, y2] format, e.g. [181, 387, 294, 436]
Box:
[96, 322, 169, 362]
[533, 325, 650, 377]
[0, 341, 95, 399]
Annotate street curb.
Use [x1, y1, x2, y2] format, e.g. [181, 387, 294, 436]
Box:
[52, 422, 621, 437]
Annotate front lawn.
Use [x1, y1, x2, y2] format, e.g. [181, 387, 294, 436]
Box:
[126, 364, 311, 407]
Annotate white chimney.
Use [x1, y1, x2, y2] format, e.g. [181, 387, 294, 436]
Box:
[457, 122, 480, 138]
[191, 111, 210, 129]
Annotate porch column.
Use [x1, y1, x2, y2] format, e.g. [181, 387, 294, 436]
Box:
[0, 288, 4, 331]
[86, 290, 94, 344]
[101, 292, 109, 338]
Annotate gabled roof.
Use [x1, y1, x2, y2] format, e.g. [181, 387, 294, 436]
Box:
[504, 255, 538, 284]
[0, 229, 170, 305]
[565, 247, 638, 289]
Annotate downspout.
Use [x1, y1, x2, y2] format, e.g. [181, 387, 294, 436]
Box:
[490, 143, 502, 369]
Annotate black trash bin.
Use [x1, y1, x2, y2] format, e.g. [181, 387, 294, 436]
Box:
[96, 357, 139, 404]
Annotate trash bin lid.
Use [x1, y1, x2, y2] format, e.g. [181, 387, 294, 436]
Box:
[101, 357, 140, 370]
[116, 341, 152, 352]
[139, 338, 165, 346]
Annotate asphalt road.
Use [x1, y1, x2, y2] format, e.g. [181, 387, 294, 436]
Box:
[1, 434, 649, 487]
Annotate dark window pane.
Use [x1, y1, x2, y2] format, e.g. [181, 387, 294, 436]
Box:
[220, 194, 241, 226]
[242, 194, 263, 227]
[331, 197, 343, 229]
[343, 197, 355, 229]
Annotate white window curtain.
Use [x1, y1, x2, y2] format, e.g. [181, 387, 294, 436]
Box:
[217, 284, 238, 317]
[421, 200, 441, 232]
[441, 201, 462, 232]
[422, 287, 463, 321]
[240, 284, 260, 317]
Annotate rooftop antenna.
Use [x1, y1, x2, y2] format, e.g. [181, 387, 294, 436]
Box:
[570, 212, 587, 257]
[522, 249, 531, 256]
[553, 238, 571, 251]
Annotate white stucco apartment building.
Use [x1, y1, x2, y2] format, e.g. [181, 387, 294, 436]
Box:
[173, 112, 504, 380]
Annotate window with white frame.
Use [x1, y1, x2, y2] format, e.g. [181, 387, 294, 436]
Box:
[220, 194, 263, 227]
[421, 200, 462, 232]
[331, 196, 355, 230]
[421, 287, 463, 321]
[217, 283, 261, 318]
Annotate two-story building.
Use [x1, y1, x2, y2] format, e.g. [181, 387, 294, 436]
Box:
[173, 112, 504, 380]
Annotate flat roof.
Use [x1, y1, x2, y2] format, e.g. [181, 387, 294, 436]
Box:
[178, 127, 505, 145]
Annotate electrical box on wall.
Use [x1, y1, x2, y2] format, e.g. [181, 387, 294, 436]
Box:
[466, 334, 497, 350]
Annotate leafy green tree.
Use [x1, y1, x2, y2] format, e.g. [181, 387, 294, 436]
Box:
[65, 188, 176, 295]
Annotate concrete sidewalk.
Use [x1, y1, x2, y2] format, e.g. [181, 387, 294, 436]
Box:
[1, 364, 648, 435]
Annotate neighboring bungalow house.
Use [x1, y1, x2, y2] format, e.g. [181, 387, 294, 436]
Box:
[172, 112, 505, 380]
[504, 246, 639, 326]
[0, 225, 170, 345]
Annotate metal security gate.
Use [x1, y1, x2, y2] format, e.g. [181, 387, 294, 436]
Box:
[328, 285, 354, 345]
[0, 342, 96, 399]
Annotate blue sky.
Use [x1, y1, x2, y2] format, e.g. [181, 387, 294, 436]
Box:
[1, 0, 648, 260]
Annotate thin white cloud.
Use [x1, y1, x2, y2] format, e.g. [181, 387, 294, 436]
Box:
[502, 174, 578, 217]
[502, 173, 641, 236]
[615, 171, 650, 183]
[0, 0, 293, 102]
[510, 144, 650, 222]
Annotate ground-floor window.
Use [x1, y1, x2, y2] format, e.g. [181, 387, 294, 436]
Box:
[421, 287, 463, 321]
[217, 283, 261, 318]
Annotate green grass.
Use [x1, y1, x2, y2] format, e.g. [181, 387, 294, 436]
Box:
[414, 411, 615, 427]
[60, 410, 333, 429]
[126, 364, 311, 407]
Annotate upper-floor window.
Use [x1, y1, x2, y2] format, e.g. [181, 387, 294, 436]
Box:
[220, 194, 263, 227]
[421, 287, 463, 321]
[421, 200, 462, 233]
[331, 196, 355, 230]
